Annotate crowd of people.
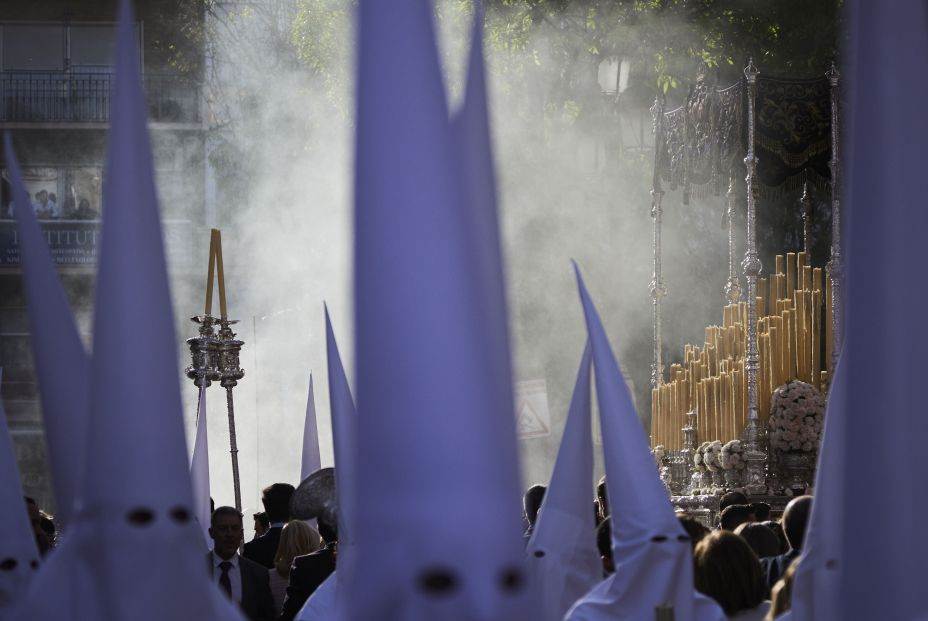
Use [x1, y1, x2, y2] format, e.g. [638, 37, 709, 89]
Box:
[19, 483, 812, 621]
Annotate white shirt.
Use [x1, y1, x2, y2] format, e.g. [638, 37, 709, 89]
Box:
[210, 550, 242, 605]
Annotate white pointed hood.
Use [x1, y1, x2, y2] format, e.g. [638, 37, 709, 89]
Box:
[5, 135, 90, 528]
[526, 342, 601, 621]
[190, 386, 211, 547]
[323, 306, 356, 616]
[71, 1, 243, 619]
[0, 386, 41, 616]
[349, 0, 528, 618]
[835, 3, 928, 618]
[324, 306, 356, 550]
[788, 358, 843, 621]
[301, 375, 321, 482]
[567, 267, 725, 621]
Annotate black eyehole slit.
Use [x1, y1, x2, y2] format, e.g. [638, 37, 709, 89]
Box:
[651, 535, 668, 542]
[0, 558, 18, 571]
[533, 550, 546, 558]
[29, 559, 39, 570]
[500, 568, 524, 592]
[170, 507, 191, 523]
[127, 508, 155, 526]
[419, 568, 458, 596]
[677, 535, 690, 542]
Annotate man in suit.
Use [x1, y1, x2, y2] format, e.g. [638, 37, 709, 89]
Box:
[760, 495, 812, 589]
[277, 518, 337, 621]
[208, 506, 276, 621]
[243, 483, 294, 569]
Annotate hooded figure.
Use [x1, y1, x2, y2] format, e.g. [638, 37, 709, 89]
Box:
[0, 390, 41, 617]
[300, 375, 322, 482]
[780, 359, 843, 621]
[14, 2, 244, 620]
[325, 307, 356, 568]
[567, 267, 725, 621]
[6, 135, 90, 530]
[836, 3, 928, 619]
[190, 386, 211, 547]
[293, 308, 357, 621]
[347, 0, 530, 619]
[526, 343, 601, 621]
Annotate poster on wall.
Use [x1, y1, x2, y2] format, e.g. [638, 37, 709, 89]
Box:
[514, 379, 551, 439]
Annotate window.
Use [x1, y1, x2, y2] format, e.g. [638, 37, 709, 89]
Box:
[0, 23, 139, 72]
[1, 25, 64, 70]
[70, 25, 124, 69]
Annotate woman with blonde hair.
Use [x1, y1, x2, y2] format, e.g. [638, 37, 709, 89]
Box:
[269, 520, 322, 613]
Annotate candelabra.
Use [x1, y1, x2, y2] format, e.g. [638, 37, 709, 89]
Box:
[216, 317, 245, 513]
[649, 94, 667, 390]
[740, 59, 767, 496]
[185, 229, 245, 512]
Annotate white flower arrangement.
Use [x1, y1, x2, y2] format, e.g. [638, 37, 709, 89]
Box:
[703, 440, 723, 472]
[693, 441, 709, 472]
[652, 445, 666, 464]
[768, 380, 826, 453]
[719, 439, 745, 471]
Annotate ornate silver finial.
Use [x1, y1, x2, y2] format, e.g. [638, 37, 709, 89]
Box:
[800, 183, 813, 254]
[650, 93, 663, 136]
[741, 55, 766, 495]
[826, 61, 840, 86]
[744, 58, 760, 84]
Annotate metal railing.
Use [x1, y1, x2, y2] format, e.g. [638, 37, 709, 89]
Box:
[0, 70, 200, 124]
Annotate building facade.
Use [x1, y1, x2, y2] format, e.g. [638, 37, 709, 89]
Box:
[0, 0, 206, 512]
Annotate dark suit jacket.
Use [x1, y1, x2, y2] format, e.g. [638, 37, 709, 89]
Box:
[244, 526, 283, 569]
[760, 548, 800, 590]
[276, 545, 336, 621]
[207, 552, 276, 621]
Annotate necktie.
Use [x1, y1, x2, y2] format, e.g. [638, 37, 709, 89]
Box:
[219, 560, 233, 597]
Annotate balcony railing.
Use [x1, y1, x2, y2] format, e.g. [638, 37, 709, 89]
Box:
[0, 70, 201, 124]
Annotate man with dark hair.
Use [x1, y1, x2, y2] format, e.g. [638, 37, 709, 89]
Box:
[750, 502, 771, 522]
[207, 506, 275, 621]
[719, 504, 754, 532]
[243, 482, 294, 569]
[252, 512, 270, 540]
[278, 517, 338, 621]
[522, 484, 546, 540]
[760, 495, 812, 589]
[718, 490, 749, 513]
[677, 515, 710, 551]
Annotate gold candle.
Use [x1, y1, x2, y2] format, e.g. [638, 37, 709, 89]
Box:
[812, 289, 821, 389]
[797, 292, 807, 381]
[652, 388, 659, 445]
[786, 252, 797, 299]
